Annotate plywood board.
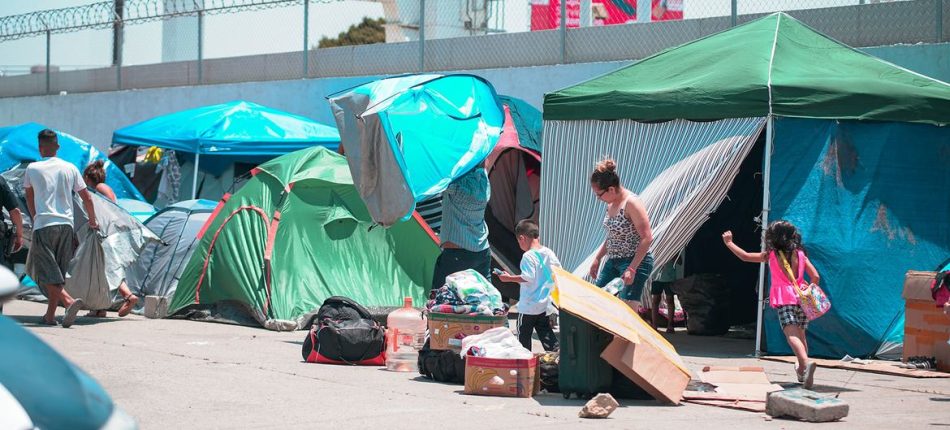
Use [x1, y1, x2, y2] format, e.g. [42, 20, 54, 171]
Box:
[700, 367, 772, 385]
[696, 366, 782, 401]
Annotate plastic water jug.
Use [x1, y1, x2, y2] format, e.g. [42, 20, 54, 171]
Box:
[385, 297, 426, 372]
[603, 278, 624, 296]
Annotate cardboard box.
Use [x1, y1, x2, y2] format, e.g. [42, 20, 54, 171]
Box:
[683, 366, 784, 412]
[464, 356, 539, 398]
[902, 271, 950, 371]
[552, 268, 691, 404]
[600, 337, 691, 404]
[427, 313, 507, 350]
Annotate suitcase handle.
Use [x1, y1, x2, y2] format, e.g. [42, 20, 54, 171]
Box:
[565, 325, 576, 361]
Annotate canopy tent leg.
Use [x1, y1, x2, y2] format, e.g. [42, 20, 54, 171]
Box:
[192, 152, 200, 200]
[754, 115, 774, 357]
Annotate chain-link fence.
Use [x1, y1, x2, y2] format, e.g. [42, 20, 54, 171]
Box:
[0, 0, 945, 97]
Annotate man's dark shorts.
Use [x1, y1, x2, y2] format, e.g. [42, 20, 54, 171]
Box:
[651, 280, 675, 296]
[26, 225, 76, 286]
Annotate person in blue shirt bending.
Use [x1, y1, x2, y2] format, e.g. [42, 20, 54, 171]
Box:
[431, 165, 491, 292]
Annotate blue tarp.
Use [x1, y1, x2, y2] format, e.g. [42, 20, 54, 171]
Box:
[328, 74, 504, 226]
[766, 118, 950, 358]
[116, 198, 156, 223]
[0, 123, 143, 201]
[112, 100, 340, 156]
[498, 95, 542, 154]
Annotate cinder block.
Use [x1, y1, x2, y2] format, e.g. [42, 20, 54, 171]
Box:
[766, 389, 849, 422]
[143, 295, 168, 319]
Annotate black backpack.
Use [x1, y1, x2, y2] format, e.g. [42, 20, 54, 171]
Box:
[313, 296, 373, 323]
[538, 351, 560, 393]
[417, 339, 465, 384]
[301, 297, 386, 366]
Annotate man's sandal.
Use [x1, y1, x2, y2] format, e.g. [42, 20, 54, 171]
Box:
[117, 295, 139, 317]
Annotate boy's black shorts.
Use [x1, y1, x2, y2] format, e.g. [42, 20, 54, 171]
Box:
[651, 280, 674, 296]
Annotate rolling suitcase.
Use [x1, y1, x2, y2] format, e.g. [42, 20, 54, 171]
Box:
[558, 310, 614, 399]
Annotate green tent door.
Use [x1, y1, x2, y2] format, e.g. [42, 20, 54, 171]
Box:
[198, 206, 271, 320]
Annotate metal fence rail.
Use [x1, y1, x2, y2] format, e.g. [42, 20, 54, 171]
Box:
[0, 0, 944, 97]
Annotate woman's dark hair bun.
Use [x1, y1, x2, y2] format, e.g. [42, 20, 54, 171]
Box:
[596, 158, 616, 173]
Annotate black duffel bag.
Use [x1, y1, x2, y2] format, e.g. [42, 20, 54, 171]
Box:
[301, 296, 386, 366]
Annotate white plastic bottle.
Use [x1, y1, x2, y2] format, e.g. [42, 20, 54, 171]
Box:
[385, 297, 427, 372]
[604, 278, 624, 296]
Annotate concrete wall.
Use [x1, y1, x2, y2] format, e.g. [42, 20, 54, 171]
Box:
[865, 43, 950, 84]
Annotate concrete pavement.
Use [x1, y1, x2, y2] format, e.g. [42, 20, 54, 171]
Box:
[5, 300, 949, 430]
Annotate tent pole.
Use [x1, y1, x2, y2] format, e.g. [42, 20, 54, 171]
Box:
[754, 115, 774, 357]
[192, 152, 200, 200]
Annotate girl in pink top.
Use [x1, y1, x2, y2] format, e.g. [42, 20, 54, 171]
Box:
[722, 221, 821, 389]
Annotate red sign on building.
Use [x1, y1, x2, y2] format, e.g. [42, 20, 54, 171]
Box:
[530, 0, 682, 31]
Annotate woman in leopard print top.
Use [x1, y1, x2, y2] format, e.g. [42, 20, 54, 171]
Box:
[588, 159, 655, 305]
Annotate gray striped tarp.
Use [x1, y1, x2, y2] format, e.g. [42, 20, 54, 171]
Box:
[540, 117, 767, 284]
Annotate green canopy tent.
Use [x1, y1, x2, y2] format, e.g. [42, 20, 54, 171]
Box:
[542, 12, 950, 358]
[544, 13, 950, 124]
[169, 146, 439, 330]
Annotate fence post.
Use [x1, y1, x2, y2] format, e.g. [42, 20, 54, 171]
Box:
[114, 24, 123, 91]
[559, 0, 567, 63]
[197, 10, 204, 84]
[419, 0, 425, 72]
[731, 0, 738, 27]
[115, 32, 123, 90]
[113, 0, 124, 90]
[937, 0, 944, 43]
[45, 30, 51, 95]
[303, 0, 309, 78]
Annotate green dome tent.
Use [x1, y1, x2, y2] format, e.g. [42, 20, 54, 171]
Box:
[169, 147, 438, 330]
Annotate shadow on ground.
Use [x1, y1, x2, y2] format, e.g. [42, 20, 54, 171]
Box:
[8, 313, 127, 327]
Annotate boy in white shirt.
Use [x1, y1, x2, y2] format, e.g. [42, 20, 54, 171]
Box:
[497, 219, 560, 352]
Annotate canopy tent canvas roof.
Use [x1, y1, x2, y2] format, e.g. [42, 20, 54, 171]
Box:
[112, 100, 340, 155]
[112, 100, 341, 199]
[544, 13, 950, 125]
